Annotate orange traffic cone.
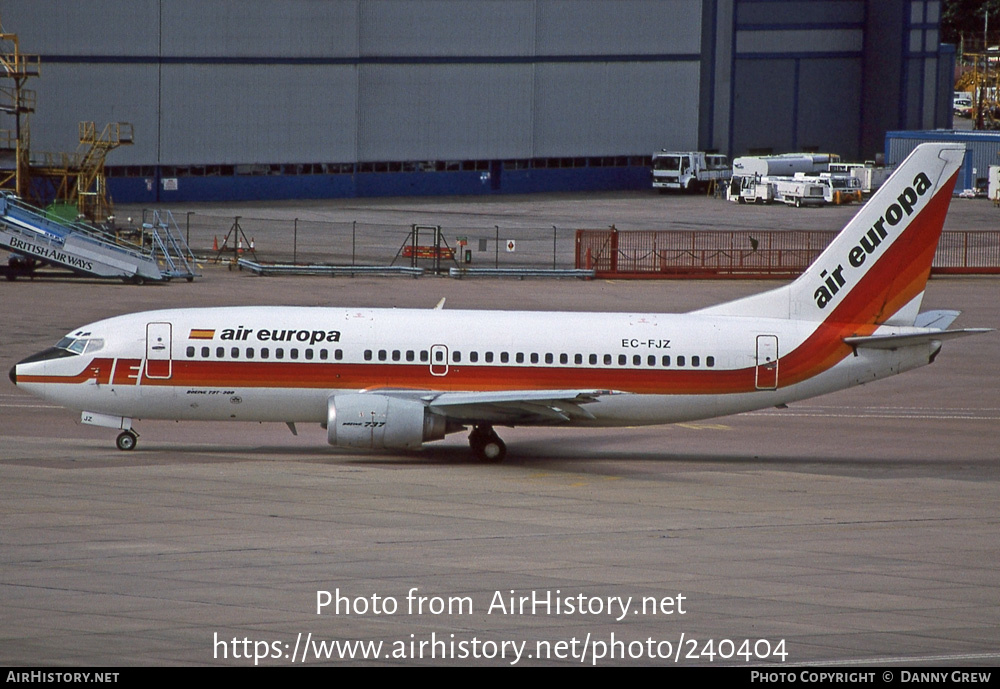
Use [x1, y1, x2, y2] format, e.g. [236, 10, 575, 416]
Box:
[212, 236, 218, 251]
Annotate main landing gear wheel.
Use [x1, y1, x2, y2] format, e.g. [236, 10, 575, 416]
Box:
[469, 425, 506, 463]
[116, 430, 138, 451]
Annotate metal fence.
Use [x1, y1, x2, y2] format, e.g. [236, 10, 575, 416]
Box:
[575, 229, 1000, 278]
[119, 209, 1000, 278]
[126, 210, 575, 273]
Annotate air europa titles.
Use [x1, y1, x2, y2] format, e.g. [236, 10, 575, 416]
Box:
[212, 325, 341, 345]
[813, 171, 933, 309]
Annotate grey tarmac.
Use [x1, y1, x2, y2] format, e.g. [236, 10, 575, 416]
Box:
[1, 192, 997, 666]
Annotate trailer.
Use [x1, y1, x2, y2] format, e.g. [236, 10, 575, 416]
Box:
[769, 177, 827, 207]
[793, 172, 863, 204]
[731, 152, 840, 178]
[651, 151, 730, 192]
[829, 162, 891, 194]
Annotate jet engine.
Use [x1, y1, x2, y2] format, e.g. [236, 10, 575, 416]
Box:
[327, 393, 447, 450]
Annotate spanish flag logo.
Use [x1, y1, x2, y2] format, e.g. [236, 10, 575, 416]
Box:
[189, 329, 215, 340]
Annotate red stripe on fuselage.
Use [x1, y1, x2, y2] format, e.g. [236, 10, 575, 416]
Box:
[148, 359, 758, 395]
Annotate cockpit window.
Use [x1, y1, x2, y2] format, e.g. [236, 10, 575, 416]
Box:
[55, 337, 104, 355]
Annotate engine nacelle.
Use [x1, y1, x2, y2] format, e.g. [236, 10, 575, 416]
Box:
[327, 393, 447, 450]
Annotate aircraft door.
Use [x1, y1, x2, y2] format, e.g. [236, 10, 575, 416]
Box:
[145, 322, 173, 379]
[429, 344, 449, 376]
[755, 334, 778, 390]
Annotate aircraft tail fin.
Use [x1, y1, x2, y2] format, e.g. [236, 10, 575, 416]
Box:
[695, 142, 964, 326]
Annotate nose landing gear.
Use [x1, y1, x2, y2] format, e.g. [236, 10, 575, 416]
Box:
[468, 425, 506, 463]
[116, 429, 139, 451]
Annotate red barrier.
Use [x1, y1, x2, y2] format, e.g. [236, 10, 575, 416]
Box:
[575, 229, 1000, 278]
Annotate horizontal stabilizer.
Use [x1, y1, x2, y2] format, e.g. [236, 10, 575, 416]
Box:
[844, 328, 992, 350]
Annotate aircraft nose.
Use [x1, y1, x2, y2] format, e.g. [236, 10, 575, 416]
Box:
[8, 364, 16, 385]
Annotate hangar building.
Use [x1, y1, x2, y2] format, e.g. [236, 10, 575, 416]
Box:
[1, 0, 952, 203]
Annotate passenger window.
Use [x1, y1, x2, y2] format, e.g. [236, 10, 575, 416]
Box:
[676, 355, 685, 366]
[545, 353, 554, 364]
[201, 346, 210, 358]
[633, 354, 641, 366]
[469, 351, 478, 363]
[618, 354, 627, 366]
[707, 356, 715, 367]
[485, 352, 494, 363]
[305, 349, 314, 360]
[530, 353, 539, 364]
[231, 347, 240, 358]
[420, 350, 428, 362]
[648, 355, 656, 366]
[560, 353, 568, 364]
[604, 354, 612, 365]
[261, 348, 270, 359]
[406, 350, 414, 362]
[186, 346, 195, 358]
[453, 351, 461, 363]
[378, 350, 387, 361]
[500, 352, 509, 363]
[435, 350, 444, 362]
[319, 349, 327, 360]
[364, 350, 372, 361]
[392, 350, 401, 361]
[216, 347, 225, 358]
[290, 349, 299, 360]
[246, 347, 254, 358]
[692, 356, 700, 367]
[661, 355, 670, 366]
[590, 354, 597, 365]
[276, 348, 285, 359]
[516, 353, 524, 364]
[574, 354, 582, 365]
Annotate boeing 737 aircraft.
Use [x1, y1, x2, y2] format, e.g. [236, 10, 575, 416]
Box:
[9, 143, 990, 461]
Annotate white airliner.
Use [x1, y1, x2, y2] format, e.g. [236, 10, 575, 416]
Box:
[9, 143, 990, 461]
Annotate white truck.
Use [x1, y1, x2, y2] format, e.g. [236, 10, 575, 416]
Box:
[727, 174, 825, 207]
[651, 151, 730, 192]
[727, 175, 776, 204]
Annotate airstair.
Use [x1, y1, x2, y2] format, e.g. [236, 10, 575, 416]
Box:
[141, 209, 200, 282]
[0, 193, 197, 283]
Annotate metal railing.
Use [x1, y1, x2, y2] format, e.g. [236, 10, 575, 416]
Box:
[575, 229, 1000, 278]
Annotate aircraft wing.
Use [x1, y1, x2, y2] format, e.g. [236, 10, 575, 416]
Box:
[368, 388, 621, 425]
